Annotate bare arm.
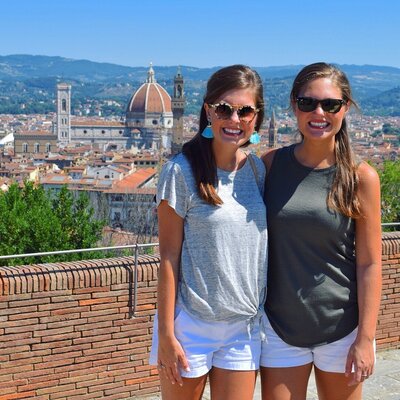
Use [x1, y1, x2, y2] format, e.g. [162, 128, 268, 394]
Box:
[156, 200, 189, 385]
[346, 162, 382, 385]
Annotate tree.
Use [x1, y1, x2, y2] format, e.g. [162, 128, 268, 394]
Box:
[377, 160, 400, 227]
[0, 182, 105, 266]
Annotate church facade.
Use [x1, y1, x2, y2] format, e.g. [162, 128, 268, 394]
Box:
[55, 64, 185, 153]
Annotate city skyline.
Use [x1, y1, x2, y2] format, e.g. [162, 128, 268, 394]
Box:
[2, 0, 400, 69]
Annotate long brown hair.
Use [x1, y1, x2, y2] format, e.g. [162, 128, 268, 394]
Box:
[182, 64, 264, 205]
[290, 62, 361, 218]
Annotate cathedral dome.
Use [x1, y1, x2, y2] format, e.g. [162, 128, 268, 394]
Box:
[126, 64, 173, 130]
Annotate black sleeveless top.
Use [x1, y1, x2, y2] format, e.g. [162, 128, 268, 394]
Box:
[264, 144, 358, 347]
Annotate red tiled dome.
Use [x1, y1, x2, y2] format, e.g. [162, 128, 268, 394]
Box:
[127, 64, 172, 114]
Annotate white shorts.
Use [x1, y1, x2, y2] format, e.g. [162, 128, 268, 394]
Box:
[149, 305, 263, 378]
[260, 315, 376, 373]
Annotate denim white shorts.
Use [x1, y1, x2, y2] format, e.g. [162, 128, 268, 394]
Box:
[149, 305, 263, 378]
[260, 315, 376, 373]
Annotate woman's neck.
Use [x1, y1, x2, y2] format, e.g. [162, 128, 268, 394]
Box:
[214, 148, 246, 172]
[294, 141, 336, 169]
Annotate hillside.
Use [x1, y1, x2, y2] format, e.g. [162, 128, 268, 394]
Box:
[1, 55, 400, 116]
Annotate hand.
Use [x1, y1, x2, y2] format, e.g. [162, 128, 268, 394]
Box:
[345, 337, 375, 386]
[157, 335, 190, 386]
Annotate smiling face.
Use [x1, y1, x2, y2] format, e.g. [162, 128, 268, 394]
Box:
[294, 77, 349, 144]
[204, 87, 258, 150]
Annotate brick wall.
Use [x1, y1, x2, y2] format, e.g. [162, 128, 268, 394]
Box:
[377, 231, 400, 349]
[0, 255, 160, 400]
[0, 232, 399, 399]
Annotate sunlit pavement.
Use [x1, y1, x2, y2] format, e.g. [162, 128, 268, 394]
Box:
[144, 349, 400, 400]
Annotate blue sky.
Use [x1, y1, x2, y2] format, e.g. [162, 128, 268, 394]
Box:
[2, 0, 400, 69]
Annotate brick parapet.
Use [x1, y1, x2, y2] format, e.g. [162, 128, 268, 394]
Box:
[378, 232, 400, 350]
[0, 233, 399, 398]
[0, 256, 159, 296]
[0, 255, 160, 399]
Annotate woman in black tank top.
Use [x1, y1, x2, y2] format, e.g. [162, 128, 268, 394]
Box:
[260, 63, 382, 400]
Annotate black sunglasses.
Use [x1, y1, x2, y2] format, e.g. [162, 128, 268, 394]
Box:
[296, 97, 346, 114]
[208, 102, 259, 123]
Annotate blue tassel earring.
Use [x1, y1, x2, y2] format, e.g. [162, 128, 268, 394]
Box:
[249, 131, 260, 144]
[201, 121, 214, 139]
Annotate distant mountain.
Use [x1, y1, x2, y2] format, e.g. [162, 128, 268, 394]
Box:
[0, 54, 136, 81]
[1, 54, 400, 116]
[0, 55, 214, 82]
[361, 86, 400, 116]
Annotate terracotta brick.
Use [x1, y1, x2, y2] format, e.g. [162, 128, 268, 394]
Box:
[64, 392, 104, 400]
[0, 305, 38, 316]
[0, 391, 36, 400]
[76, 376, 114, 389]
[40, 332, 81, 343]
[0, 380, 28, 390]
[73, 334, 111, 345]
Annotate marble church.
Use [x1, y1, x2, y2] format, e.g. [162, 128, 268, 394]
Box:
[56, 64, 185, 153]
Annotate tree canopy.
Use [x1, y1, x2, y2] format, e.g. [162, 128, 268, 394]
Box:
[377, 160, 400, 227]
[0, 182, 105, 266]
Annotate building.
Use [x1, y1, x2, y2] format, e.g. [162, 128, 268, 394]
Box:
[55, 64, 184, 153]
[268, 109, 278, 148]
[14, 130, 57, 155]
[171, 67, 186, 154]
[56, 83, 72, 146]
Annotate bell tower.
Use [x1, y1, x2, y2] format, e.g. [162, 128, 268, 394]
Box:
[56, 83, 71, 146]
[171, 67, 185, 155]
[268, 109, 278, 148]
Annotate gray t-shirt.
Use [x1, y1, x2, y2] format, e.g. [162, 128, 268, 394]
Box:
[157, 153, 268, 322]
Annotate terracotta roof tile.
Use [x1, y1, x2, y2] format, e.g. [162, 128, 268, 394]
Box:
[107, 168, 156, 193]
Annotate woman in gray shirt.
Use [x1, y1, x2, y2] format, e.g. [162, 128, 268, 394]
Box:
[149, 65, 268, 400]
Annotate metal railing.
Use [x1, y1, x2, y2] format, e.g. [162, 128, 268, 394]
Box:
[382, 222, 400, 228]
[0, 243, 159, 318]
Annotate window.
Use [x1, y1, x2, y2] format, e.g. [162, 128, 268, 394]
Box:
[62, 99, 67, 112]
[83, 130, 87, 134]
[46, 143, 51, 152]
[152, 120, 158, 125]
[22, 143, 28, 153]
[101, 130, 105, 134]
[34, 143, 40, 153]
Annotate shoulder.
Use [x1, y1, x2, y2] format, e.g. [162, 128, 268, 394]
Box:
[356, 161, 380, 203]
[161, 153, 190, 175]
[261, 148, 280, 172]
[248, 153, 266, 172]
[357, 162, 380, 188]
